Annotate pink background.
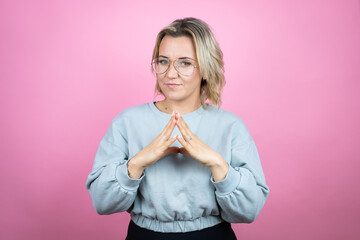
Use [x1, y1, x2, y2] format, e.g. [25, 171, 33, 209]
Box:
[1, 0, 359, 239]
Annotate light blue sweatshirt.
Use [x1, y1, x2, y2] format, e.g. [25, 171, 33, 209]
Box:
[86, 102, 269, 233]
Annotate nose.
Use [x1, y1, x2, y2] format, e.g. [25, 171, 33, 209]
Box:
[166, 61, 179, 78]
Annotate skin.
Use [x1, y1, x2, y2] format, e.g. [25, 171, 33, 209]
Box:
[128, 36, 229, 182]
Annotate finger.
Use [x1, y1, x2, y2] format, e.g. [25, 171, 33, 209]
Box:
[176, 116, 193, 142]
[165, 112, 175, 127]
[177, 135, 191, 150]
[180, 116, 193, 135]
[161, 112, 176, 138]
[174, 113, 186, 134]
[158, 134, 177, 155]
[176, 118, 189, 142]
[163, 115, 177, 139]
[175, 113, 190, 133]
[165, 134, 178, 147]
[174, 111, 180, 121]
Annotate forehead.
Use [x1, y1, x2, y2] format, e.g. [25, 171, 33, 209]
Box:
[158, 35, 196, 59]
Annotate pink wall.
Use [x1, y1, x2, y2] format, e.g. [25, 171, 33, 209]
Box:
[1, 0, 359, 239]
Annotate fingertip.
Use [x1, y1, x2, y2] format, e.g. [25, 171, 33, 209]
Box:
[166, 135, 176, 145]
[176, 135, 183, 142]
[169, 135, 176, 142]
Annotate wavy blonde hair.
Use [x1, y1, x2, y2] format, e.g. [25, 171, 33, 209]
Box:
[152, 17, 225, 108]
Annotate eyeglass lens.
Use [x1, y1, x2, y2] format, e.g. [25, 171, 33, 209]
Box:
[152, 58, 195, 76]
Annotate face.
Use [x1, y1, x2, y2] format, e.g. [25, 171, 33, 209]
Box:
[156, 35, 202, 104]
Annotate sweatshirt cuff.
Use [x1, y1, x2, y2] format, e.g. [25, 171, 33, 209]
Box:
[115, 162, 144, 192]
[211, 165, 241, 196]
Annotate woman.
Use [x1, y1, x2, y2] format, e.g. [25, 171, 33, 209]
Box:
[86, 17, 269, 239]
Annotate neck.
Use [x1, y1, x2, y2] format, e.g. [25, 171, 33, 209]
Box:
[157, 98, 202, 114]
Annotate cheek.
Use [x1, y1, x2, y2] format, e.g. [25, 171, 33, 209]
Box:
[156, 74, 167, 83]
[155, 75, 164, 88]
[191, 70, 202, 85]
[189, 75, 202, 88]
[156, 76, 168, 93]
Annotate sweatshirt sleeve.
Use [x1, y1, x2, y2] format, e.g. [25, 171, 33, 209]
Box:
[210, 119, 270, 223]
[85, 115, 144, 215]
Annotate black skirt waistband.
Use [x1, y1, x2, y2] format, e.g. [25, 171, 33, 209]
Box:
[125, 219, 237, 240]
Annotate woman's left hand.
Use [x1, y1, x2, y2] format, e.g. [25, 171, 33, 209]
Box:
[174, 113, 229, 181]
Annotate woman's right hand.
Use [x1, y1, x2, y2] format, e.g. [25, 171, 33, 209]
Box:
[127, 112, 178, 179]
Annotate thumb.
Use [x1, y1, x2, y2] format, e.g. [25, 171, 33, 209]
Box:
[165, 147, 181, 155]
[179, 147, 189, 155]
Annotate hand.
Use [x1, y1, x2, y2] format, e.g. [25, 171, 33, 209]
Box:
[175, 113, 229, 181]
[128, 112, 179, 178]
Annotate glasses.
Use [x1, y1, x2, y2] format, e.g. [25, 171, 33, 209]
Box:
[151, 57, 197, 76]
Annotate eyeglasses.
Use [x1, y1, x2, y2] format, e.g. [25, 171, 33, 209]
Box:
[151, 57, 197, 76]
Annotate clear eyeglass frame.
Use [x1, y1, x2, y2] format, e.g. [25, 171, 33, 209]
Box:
[151, 57, 198, 77]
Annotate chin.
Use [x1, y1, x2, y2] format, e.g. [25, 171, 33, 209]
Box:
[163, 95, 184, 102]
[160, 89, 183, 101]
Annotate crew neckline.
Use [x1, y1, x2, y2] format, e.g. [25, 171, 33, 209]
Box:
[149, 101, 205, 119]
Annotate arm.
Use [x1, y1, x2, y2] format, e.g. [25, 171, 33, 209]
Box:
[85, 118, 144, 215]
[86, 112, 178, 215]
[211, 121, 270, 223]
[175, 113, 269, 223]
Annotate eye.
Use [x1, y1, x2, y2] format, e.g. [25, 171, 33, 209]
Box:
[179, 61, 192, 67]
[158, 59, 169, 65]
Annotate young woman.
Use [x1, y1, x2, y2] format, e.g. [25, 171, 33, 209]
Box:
[86, 17, 269, 240]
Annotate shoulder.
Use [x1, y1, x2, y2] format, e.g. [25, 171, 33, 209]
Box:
[204, 104, 245, 125]
[105, 103, 152, 136]
[113, 103, 151, 121]
[204, 104, 251, 138]
[108, 103, 153, 131]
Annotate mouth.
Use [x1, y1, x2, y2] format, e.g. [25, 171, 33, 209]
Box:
[166, 83, 181, 89]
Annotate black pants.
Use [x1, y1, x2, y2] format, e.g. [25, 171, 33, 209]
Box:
[125, 220, 237, 240]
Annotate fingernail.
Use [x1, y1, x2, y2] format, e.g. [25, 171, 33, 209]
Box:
[177, 112, 181, 118]
[172, 111, 175, 116]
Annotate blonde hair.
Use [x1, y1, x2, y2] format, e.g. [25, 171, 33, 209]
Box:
[152, 17, 225, 108]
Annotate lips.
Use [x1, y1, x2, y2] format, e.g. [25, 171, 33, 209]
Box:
[166, 83, 181, 88]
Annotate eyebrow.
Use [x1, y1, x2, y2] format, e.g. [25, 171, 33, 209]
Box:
[158, 55, 195, 61]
